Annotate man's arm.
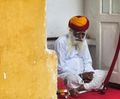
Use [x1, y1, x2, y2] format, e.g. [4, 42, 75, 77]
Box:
[83, 40, 94, 72]
[54, 37, 70, 74]
[81, 40, 94, 83]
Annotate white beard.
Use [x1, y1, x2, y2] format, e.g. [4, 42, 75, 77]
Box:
[72, 40, 84, 50]
[67, 32, 85, 53]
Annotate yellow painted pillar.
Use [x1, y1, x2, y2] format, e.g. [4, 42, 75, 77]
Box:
[0, 0, 57, 99]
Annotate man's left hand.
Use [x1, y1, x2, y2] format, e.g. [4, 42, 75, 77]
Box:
[79, 72, 94, 83]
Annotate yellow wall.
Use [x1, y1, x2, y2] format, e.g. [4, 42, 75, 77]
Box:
[0, 0, 57, 99]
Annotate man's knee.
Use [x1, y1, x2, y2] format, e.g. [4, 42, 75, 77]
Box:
[84, 70, 107, 90]
[94, 70, 107, 81]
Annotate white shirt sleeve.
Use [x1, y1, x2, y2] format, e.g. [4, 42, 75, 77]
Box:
[54, 37, 71, 74]
[82, 41, 94, 72]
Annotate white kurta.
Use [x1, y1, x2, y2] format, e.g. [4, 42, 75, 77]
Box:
[54, 35, 107, 90]
[54, 35, 94, 75]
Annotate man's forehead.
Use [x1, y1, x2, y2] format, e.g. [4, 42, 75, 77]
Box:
[72, 30, 85, 34]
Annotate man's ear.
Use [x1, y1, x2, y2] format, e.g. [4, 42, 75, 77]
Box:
[69, 28, 72, 32]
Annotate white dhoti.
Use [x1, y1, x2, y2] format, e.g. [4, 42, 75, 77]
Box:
[58, 70, 107, 91]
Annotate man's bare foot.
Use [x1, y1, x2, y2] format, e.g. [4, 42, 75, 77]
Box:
[69, 85, 86, 97]
[77, 85, 85, 91]
[69, 89, 79, 97]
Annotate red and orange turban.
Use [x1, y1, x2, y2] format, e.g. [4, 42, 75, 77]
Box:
[68, 16, 89, 32]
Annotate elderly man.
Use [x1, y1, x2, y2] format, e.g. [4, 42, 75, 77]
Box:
[54, 16, 106, 97]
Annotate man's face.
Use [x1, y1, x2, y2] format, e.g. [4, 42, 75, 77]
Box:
[69, 29, 86, 50]
[72, 30, 86, 41]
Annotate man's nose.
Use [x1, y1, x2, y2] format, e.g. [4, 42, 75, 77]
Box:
[79, 34, 83, 39]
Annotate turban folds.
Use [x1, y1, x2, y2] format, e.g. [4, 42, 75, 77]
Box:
[68, 16, 89, 32]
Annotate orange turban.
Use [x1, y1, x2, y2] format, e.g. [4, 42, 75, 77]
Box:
[68, 16, 89, 32]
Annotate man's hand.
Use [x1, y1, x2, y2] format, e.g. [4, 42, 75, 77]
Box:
[79, 72, 94, 83]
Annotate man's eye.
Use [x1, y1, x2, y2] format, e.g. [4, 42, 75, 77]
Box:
[82, 33, 85, 36]
[74, 32, 79, 34]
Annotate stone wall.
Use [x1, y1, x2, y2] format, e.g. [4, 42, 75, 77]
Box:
[0, 0, 57, 98]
